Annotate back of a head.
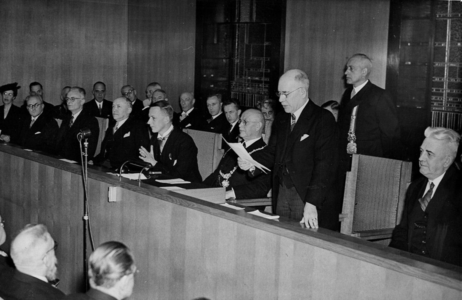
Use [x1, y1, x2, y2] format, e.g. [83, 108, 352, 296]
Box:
[424, 127, 460, 162]
[10, 224, 51, 269]
[89, 241, 135, 289]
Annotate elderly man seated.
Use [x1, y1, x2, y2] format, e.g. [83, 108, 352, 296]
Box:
[204, 109, 271, 200]
[390, 127, 462, 267]
[0, 224, 65, 300]
[139, 100, 202, 183]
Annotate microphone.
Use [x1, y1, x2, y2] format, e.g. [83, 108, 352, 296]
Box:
[77, 128, 92, 139]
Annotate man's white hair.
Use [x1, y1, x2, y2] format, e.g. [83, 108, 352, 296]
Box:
[424, 126, 460, 161]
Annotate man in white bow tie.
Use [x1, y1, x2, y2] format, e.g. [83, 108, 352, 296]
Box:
[238, 69, 338, 230]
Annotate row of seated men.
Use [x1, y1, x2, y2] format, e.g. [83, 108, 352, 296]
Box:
[0, 219, 210, 300]
[1, 53, 461, 268]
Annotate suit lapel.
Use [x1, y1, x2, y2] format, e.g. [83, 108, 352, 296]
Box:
[286, 100, 315, 150]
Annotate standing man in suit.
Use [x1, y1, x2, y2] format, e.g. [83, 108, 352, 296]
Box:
[84, 81, 112, 119]
[139, 100, 202, 183]
[221, 99, 242, 150]
[239, 69, 338, 229]
[95, 97, 150, 169]
[204, 109, 271, 200]
[55, 86, 100, 162]
[176, 92, 207, 130]
[121, 85, 144, 117]
[14, 95, 59, 153]
[0, 224, 65, 300]
[205, 93, 227, 133]
[390, 127, 462, 267]
[0, 82, 23, 143]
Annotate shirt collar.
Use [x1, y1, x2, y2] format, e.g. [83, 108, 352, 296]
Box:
[116, 117, 128, 128]
[428, 171, 446, 192]
[159, 124, 174, 139]
[31, 112, 42, 121]
[72, 109, 83, 119]
[353, 80, 368, 94]
[212, 112, 222, 120]
[183, 107, 194, 115]
[292, 98, 309, 122]
[243, 137, 261, 148]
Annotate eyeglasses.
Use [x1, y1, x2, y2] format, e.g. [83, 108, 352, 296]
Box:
[276, 87, 303, 98]
[66, 97, 83, 103]
[122, 89, 134, 96]
[27, 103, 42, 109]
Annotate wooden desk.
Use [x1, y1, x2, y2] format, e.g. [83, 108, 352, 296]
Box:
[0, 144, 460, 299]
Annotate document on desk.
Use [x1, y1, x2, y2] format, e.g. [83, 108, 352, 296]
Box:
[121, 173, 148, 180]
[220, 203, 245, 210]
[156, 179, 191, 184]
[60, 159, 78, 164]
[160, 186, 185, 191]
[248, 210, 279, 220]
[224, 140, 270, 173]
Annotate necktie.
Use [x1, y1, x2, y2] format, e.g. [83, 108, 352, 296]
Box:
[113, 124, 119, 134]
[419, 182, 435, 211]
[351, 88, 356, 99]
[98, 105, 102, 116]
[157, 136, 167, 153]
[30, 117, 36, 128]
[290, 114, 296, 131]
[69, 116, 74, 127]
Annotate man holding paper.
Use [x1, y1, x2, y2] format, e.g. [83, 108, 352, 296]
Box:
[239, 69, 338, 229]
[204, 109, 271, 200]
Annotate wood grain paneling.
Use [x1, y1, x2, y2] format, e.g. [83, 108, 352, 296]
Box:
[284, 0, 390, 105]
[0, 144, 461, 299]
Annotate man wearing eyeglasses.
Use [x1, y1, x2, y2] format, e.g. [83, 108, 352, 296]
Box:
[84, 81, 112, 119]
[238, 69, 338, 230]
[0, 224, 65, 300]
[0, 82, 23, 143]
[14, 95, 59, 153]
[55, 86, 100, 162]
[20, 82, 55, 118]
[121, 85, 144, 117]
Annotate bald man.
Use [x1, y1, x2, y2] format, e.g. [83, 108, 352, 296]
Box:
[239, 69, 338, 229]
[0, 224, 65, 300]
[204, 109, 271, 200]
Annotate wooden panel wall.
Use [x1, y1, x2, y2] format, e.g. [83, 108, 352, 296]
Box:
[0, 145, 461, 299]
[0, 0, 196, 112]
[284, 0, 390, 105]
[127, 0, 196, 112]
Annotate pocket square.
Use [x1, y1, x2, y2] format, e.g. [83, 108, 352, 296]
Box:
[123, 132, 130, 138]
[35, 132, 41, 135]
[185, 124, 192, 128]
[300, 134, 309, 141]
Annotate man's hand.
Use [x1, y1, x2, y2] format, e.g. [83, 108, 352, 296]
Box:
[300, 202, 318, 229]
[237, 157, 255, 171]
[0, 135, 10, 143]
[139, 145, 157, 166]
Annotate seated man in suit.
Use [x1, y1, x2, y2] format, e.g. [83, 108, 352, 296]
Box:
[205, 93, 227, 133]
[143, 82, 162, 107]
[139, 100, 202, 183]
[221, 99, 242, 150]
[95, 97, 150, 169]
[259, 99, 275, 144]
[53, 86, 71, 120]
[14, 95, 59, 153]
[121, 85, 144, 117]
[84, 81, 112, 119]
[0, 224, 65, 300]
[176, 92, 207, 130]
[390, 127, 462, 267]
[0, 82, 23, 143]
[204, 109, 271, 200]
[55, 86, 100, 162]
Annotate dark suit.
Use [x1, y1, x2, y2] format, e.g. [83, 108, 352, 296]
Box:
[95, 117, 150, 169]
[205, 113, 227, 133]
[131, 99, 144, 117]
[64, 288, 117, 300]
[53, 103, 70, 120]
[390, 164, 462, 267]
[14, 113, 59, 153]
[84, 99, 112, 119]
[221, 121, 240, 150]
[176, 108, 207, 130]
[253, 100, 338, 227]
[55, 109, 100, 161]
[0, 104, 23, 140]
[0, 269, 65, 300]
[151, 127, 202, 183]
[204, 138, 271, 199]
[338, 81, 401, 163]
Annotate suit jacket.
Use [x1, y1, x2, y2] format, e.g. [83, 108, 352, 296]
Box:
[204, 138, 271, 199]
[177, 108, 207, 130]
[390, 164, 462, 267]
[95, 116, 150, 169]
[337, 81, 401, 164]
[131, 99, 144, 117]
[53, 103, 70, 120]
[0, 104, 23, 139]
[55, 109, 100, 161]
[0, 270, 65, 300]
[84, 99, 112, 119]
[205, 113, 227, 133]
[221, 121, 240, 150]
[253, 100, 338, 211]
[64, 288, 117, 300]
[151, 127, 202, 183]
[14, 113, 59, 153]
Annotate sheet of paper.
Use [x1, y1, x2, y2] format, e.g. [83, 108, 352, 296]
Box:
[248, 210, 279, 220]
[160, 186, 185, 191]
[220, 203, 245, 210]
[23, 149, 33, 152]
[59, 159, 78, 164]
[121, 173, 147, 180]
[156, 179, 191, 184]
[224, 140, 270, 173]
